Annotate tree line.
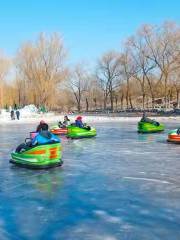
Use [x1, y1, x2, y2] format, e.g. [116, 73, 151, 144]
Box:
[0, 21, 180, 112]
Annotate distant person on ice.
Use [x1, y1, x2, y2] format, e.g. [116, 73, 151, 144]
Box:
[10, 110, 15, 120]
[16, 110, 20, 120]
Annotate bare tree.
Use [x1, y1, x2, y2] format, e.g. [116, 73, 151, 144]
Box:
[15, 33, 67, 108]
[171, 70, 180, 108]
[0, 52, 11, 108]
[1, 21, 180, 112]
[141, 22, 180, 109]
[119, 49, 137, 109]
[68, 64, 90, 112]
[126, 33, 156, 109]
[89, 78, 103, 110]
[96, 51, 121, 111]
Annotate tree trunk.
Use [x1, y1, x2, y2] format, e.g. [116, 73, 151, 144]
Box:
[142, 93, 145, 110]
[93, 98, 97, 110]
[77, 101, 81, 112]
[146, 77, 155, 109]
[103, 97, 106, 110]
[146, 96, 149, 109]
[151, 95, 155, 109]
[78, 88, 81, 112]
[115, 96, 118, 111]
[85, 98, 89, 112]
[164, 75, 168, 110]
[120, 94, 124, 110]
[129, 95, 133, 109]
[126, 85, 129, 109]
[18, 90, 21, 106]
[103, 91, 107, 110]
[110, 91, 113, 111]
[176, 89, 180, 108]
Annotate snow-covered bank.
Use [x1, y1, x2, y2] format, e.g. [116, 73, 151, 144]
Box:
[1, 104, 180, 124]
[0, 113, 180, 125]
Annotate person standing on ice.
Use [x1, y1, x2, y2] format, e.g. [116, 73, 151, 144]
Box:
[10, 110, 15, 120]
[16, 110, 20, 120]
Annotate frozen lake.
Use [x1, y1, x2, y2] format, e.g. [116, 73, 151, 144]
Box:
[0, 121, 180, 240]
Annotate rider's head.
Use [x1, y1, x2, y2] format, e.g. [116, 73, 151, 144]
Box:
[40, 120, 45, 124]
[41, 123, 49, 131]
[76, 116, 82, 121]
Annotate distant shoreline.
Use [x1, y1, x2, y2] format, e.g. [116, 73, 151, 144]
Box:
[0, 112, 180, 125]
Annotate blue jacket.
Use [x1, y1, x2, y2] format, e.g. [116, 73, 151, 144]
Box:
[75, 120, 84, 128]
[32, 131, 60, 146]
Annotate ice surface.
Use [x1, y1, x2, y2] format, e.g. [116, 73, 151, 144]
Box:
[0, 121, 180, 239]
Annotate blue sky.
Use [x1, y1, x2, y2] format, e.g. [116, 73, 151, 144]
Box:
[0, 0, 179, 64]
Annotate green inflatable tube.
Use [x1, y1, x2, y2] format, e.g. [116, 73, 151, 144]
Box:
[67, 125, 96, 139]
[138, 121, 165, 133]
[10, 143, 63, 169]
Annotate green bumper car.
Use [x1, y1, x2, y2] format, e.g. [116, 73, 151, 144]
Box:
[138, 121, 164, 133]
[10, 143, 63, 169]
[67, 125, 96, 139]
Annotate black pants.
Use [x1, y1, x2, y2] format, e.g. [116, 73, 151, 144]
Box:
[16, 142, 32, 153]
[84, 126, 91, 131]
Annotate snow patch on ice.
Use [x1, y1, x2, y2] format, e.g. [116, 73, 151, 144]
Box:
[94, 210, 122, 224]
[123, 176, 172, 184]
